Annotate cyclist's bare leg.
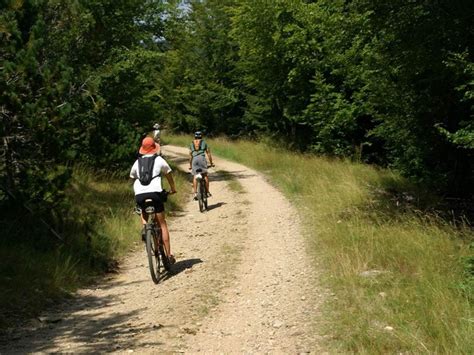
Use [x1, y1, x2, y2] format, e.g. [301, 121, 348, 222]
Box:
[204, 173, 210, 194]
[193, 175, 197, 194]
[140, 212, 149, 231]
[155, 212, 171, 257]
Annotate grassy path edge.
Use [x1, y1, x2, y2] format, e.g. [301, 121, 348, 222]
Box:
[165, 135, 473, 353]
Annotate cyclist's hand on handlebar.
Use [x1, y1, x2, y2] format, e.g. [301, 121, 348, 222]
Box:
[169, 189, 177, 194]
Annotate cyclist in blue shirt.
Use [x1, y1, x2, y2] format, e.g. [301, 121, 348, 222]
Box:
[189, 131, 214, 200]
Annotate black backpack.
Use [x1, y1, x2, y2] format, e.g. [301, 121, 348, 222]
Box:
[138, 154, 160, 185]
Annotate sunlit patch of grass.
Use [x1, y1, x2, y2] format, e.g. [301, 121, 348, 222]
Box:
[216, 170, 245, 193]
[195, 294, 220, 317]
[161, 132, 189, 148]
[192, 241, 242, 318]
[166, 134, 474, 353]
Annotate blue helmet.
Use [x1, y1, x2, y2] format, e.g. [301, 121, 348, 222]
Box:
[194, 131, 202, 139]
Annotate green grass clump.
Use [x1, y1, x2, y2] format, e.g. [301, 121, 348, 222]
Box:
[0, 164, 187, 330]
[216, 170, 245, 193]
[166, 134, 473, 353]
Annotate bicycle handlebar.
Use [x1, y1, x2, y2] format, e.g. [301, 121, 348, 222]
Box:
[188, 164, 215, 171]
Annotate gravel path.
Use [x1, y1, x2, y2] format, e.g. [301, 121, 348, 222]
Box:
[0, 145, 324, 353]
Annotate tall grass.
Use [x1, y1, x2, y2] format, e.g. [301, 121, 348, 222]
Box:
[0, 163, 187, 330]
[167, 135, 473, 353]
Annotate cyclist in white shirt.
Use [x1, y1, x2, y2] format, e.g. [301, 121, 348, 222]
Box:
[130, 137, 177, 263]
[152, 123, 161, 144]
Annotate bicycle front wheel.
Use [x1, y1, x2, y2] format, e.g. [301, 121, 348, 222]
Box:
[145, 228, 161, 284]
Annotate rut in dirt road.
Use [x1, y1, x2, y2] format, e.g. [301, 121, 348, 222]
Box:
[0, 144, 324, 354]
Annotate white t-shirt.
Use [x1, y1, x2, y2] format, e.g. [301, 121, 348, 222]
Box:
[129, 155, 172, 195]
[153, 129, 161, 141]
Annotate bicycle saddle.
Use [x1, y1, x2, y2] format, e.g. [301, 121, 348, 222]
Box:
[144, 199, 155, 214]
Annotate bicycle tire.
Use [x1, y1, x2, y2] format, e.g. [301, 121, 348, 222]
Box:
[156, 228, 171, 271]
[203, 187, 208, 210]
[202, 179, 208, 210]
[197, 180, 205, 212]
[145, 227, 160, 284]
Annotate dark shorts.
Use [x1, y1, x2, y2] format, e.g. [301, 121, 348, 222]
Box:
[135, 192, 165, 214]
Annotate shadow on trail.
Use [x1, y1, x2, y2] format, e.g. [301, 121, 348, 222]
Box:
[210, 170, 255, 182]
[177, 168, 255, 184]
[167, 258, 203, 279]
[206, 202, 226, 211]
[164, 155, 189, 166]
[94, 278, 146, 291]
[0, 283, 165, 353]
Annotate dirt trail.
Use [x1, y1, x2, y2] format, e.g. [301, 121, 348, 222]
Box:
[0, 145, 324, 353]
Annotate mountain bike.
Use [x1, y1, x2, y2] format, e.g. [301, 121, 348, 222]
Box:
[139, 195, 170, 284]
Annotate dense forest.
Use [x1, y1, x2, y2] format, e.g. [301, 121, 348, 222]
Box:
[1, 0, 473, 219]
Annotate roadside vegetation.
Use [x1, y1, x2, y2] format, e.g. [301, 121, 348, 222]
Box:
[167, 135, 473, 353]
[2, 1, 472, 351]
[0, 164, 187, 331]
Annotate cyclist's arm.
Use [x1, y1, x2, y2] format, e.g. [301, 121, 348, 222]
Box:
[165, 172, 177, 193]
[130, 161, 138, 179]
[206, 147, 213, 166]
[159, 159, 176, 193]
[189, 150, 193, 170]
[153, 130, 160, 143]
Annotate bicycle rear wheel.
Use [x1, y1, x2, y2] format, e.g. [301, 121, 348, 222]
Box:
[203, 185, 208, 210]
[197, 180, 205, 212]
[145, 227, 161, 284]
[156, 228, 171, 271]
